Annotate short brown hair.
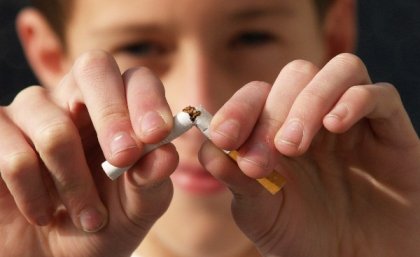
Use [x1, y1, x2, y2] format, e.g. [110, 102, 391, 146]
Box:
[315, 0, 334, 20]
[31, 0, 333, 43]
[30, 0, 73, 42]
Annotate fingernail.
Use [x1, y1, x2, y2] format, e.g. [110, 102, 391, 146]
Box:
[79, 207, 107, 233]
[213, 119, 241, 141]
[110, 132, 137, 156]
[278, 120, 303, 147]
[140, 111, 166, 137]
[242, 143, 271, 170]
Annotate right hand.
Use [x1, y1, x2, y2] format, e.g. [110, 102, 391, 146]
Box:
[0, 51, 177, 257]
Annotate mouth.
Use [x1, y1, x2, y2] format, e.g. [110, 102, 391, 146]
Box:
[171, 163, 226, 195]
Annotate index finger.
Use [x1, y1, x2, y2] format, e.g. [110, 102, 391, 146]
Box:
[73, 51, 173, 168]
[275, 54, 372, 156]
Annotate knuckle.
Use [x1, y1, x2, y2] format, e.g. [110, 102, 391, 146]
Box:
[377, 82, 403, 116]
[348, 85, 372, 101]
[124, 66, 153, 77]
[34, 119, 78, 157]
[9, 86, 46, 107]
[20, 190, 49, 212]
[246, 80, 271, 90]
[52, 175, 91, 209]
[334, 53, 367, 74]
[73, 50, 114, 81]
[379, 82, 400, 97]
[300, 85, 330, 106]
[242, 81, 271, 102]
[123, 66, 166, 95]
[56, 179, 87, 198]
[97, 102, 129, 124]
[75, 50, 112, 69]
[282, 59, 319, 77]
[1, 151, 38, 183]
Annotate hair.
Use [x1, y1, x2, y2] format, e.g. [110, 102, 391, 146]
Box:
[315, 0, 334, 20]
[30, 0, 333, 43]
[30, 0, 72, 42]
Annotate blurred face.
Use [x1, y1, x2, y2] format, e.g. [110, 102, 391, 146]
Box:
[62, 0, 328, 256]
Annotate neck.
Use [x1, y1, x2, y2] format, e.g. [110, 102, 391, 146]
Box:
[134, 232, 262, 257]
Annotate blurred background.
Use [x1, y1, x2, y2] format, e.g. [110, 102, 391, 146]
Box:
[1, 0, 419, 134]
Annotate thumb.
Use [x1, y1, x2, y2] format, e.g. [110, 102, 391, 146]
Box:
[47, 145, 178, 257]
[118, 144, 177, 230]
[198, 140, 285, 246]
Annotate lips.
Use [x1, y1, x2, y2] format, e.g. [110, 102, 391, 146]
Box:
[171, 163, 226, 194]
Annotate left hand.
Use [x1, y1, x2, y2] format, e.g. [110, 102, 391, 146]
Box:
[198, 53, 420, 257]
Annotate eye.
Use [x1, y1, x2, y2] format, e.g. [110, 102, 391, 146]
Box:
[120, 41, 166, 57]
[230, 31, 276, 48]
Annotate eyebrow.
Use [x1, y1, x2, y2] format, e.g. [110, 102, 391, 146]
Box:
[229, 6, 296, 21]
[94, 5, 294, 37]
[93, 23, 167, 38]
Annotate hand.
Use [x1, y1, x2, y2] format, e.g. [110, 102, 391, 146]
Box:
[199, 53, 420, 257]
[0, 51, 177, 257]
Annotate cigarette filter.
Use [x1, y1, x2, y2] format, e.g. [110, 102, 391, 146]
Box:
[188, 106, 286, 195]
[102, 111, 194, 180]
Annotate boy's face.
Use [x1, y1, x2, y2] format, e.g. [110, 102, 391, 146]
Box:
[58, 0, 330, 255]
[66, 0, 327, 101]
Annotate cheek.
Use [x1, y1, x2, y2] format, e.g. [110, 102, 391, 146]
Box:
[232, 48, 288, 84]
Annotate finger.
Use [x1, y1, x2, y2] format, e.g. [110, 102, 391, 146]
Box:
[323, 83, 419, 146]
[210, 81, 271, 150]
[228, 60, 319, 178]
[50, 74, 98, 150]
[198, 140, 286, 250]
[198, 140, 266, 195]
[118, 144, 178, 231]
[0, 104, 54, 226]
[275, 53, 372, 156]
[72, 50, 141, 168]
[124, 67, 173, 144]
[78, 145, 178, 255]
[9, 86, 108, 232]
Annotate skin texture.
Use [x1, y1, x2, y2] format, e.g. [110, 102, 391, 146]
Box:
[0, 0, 420, 256]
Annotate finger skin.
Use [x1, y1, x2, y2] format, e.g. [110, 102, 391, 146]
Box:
[198, 140, 265, 196]
[210, 81, 271, 150]
[324, 83, 419, 146]
[72, 51, 142, 168]
[124, 67, 173, 144]
[0, 104, 54, 226]
[8, 86, 107, 232]
[263, 59, 321, 127]
[198, 139, 287, 251]
[212, 60, 319, 178]
[119, 144, 178, 228]
[240, 60, 320, 178]
[275, 53, 372, 156]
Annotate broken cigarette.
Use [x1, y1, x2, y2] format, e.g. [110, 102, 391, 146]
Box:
[102, 111, 194, 180]
[188, 106, 286, 195]
[102, 106, 285, 195]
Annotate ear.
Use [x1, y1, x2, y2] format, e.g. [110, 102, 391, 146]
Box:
[322, 0, 357, 58]
[16, 7, 69, 88]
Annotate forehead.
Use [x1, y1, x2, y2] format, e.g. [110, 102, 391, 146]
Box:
[66, 0, 320, 57]
[70, 0, 313, 27]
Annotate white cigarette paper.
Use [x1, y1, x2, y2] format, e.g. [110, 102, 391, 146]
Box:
[194, 106, 213, 138]
[102, 111, 194, 180]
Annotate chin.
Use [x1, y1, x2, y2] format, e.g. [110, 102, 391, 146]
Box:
[141, 186, 257, 257]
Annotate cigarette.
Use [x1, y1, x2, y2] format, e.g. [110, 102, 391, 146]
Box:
[185, 106, 286, 195]
[102, 111, 194, 180]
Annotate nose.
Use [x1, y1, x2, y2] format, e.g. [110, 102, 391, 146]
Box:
[163, 41, 236, 114]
